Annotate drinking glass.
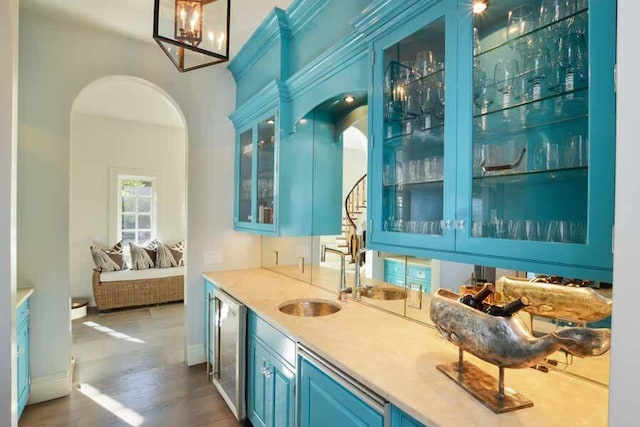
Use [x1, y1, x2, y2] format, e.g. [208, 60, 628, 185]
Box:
[434, 76, 446, 121]
[534, 140, 560, 170]
[524, 47, 551, 101]
[539, 0, 571, 28]
[474, 78, 496, 131]
[395, 161, 405, 184]
[472, 221, 484, 237]
[565, 133, 587, 167]
[506, 4, 535, 54]
[419, 76, 435, 130]
[495, 59, 520, 116]
[415, 50, 436, 77]
[559, 33, 588, 93]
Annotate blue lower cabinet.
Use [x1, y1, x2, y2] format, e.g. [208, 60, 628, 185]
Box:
[247, 335, 295, 427]
[299, 357, 384, 427]
[17, 298, 31, 418]
[390, 405, 424, 427]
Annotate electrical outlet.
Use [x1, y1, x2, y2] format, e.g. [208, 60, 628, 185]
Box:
[408, 284, 423, 309]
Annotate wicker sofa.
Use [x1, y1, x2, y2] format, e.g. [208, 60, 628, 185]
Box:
[92, 267, 184, 311]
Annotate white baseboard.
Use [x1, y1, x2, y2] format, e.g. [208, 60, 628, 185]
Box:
[186, 343, 205, 366]
[28, 370, 71, 404]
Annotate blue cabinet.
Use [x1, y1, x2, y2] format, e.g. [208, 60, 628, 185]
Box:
[390, 405, 424, 427]
[247, 312, 296, 427]
[17, 297, 31, 418]
[203, 279, 216, 365]
[384, 258, 432, 293]
[368, 0, 616, 281]
[298, 353, 384, 427]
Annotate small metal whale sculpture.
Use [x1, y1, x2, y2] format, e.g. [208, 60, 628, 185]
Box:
[499, 276, 612, 323]
[430, 289, 611, 369]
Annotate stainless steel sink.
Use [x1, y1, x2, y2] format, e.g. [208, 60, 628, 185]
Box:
[360, 287, 407, 301]
[278, 299, 341, 317]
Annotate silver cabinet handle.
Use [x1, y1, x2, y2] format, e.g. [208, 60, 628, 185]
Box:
[264, 366, 273, 378]
[440, 219, 452, 230]
[455, 220, 466, 230]
[17, 347, 24, 357]
[213, 297, 221, 379]
[481, 147, 526, 172]
[206, 291, 214, 377]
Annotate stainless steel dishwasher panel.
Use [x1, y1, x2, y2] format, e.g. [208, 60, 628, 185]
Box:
[212, 289, 246, 420]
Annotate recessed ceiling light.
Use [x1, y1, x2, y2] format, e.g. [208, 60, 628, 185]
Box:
[266, 119, 275, 125]
[299, 118, 308, 125]
[344, 96, 355, 103]
[473, 0, 489, 14]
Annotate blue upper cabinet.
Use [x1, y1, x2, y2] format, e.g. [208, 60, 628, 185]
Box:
[230, 0, 370, 237]
[366, 0, 459, 254]
[363, 0, 616, 281]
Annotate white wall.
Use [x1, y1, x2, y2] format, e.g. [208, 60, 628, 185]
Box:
[70, 113, 186, 305]
[0, 0, 19, 425]
[609, 0, 640, 424]
[17, 0, 292, 402]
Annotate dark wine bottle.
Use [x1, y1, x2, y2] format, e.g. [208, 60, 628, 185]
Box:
[459, 283, 495, 310]
[483, 296, 530, 317]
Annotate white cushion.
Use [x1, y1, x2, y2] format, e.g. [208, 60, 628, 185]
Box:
[100, 266, 185, 282]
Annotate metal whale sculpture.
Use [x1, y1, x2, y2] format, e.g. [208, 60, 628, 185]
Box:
[499, 276, 612, 323]
[430, 289, 611, 369]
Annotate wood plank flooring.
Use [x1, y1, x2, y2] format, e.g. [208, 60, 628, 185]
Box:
[20, 303, 239, 427]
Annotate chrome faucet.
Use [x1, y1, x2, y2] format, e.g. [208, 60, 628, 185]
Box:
[321, 244, 348, 296]
[353, 247, 368, 298]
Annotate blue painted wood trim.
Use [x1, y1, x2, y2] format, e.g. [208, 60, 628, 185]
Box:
[353, 0, 440, 41]
[286, 0, 328, 33]
[286, 30, 367, 101]
[228, 8, 291, 81]
[230, 80, 290, 131]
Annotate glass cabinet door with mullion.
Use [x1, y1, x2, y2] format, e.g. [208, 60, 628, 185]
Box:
[370, 1, 457, 252]
[235, 115, 277, 233]
[455, 0, 616, 276]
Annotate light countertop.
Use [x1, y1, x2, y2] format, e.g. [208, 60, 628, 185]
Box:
[203, 268, 608, 427]
[17, 288, 34, 309]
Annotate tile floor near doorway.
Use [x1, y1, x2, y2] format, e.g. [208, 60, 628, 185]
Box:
[20, 303, 237, 427]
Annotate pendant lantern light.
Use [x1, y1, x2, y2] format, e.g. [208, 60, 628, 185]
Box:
[153, 0, 231, 72]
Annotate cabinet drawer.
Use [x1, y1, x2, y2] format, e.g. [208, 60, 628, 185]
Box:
[249, 311, 296, 367]
[407, 265, 430, 281]
[384, 274, 405, 287]
[384, 259, 405, 276]
[17, 299, 30, 328]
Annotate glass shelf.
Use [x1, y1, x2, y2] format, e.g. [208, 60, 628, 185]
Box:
[384, 125, 445, 147]
[384, 179, 444, 189]
[475, 8, 588, 59]
[474, 112, 588, 141]
[472, 166, 587, 186]
[474, 87, 588, 122]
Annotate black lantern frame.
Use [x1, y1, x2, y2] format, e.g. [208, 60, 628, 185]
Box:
[153, 0, 231, 72]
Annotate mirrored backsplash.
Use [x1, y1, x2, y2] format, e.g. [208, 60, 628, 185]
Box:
[261, 236, 612, 386]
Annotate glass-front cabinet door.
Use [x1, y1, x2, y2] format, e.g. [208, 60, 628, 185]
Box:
[235, 115, 277, 232]
[370, 1, 457, 252]
[456, 0, 615, 275]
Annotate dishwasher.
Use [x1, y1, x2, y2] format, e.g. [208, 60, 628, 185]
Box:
[211, 289, 247, 421]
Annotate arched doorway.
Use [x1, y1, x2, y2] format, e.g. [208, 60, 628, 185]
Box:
[69, 76, 188, 384]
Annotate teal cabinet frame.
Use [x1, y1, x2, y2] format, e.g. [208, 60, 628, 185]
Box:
[247, 312, 296, 427]
[233, 110, 280, 234]
[390, 405, 424, 427]
[298, 356, 384, 427]
[365, 0, 616, 281]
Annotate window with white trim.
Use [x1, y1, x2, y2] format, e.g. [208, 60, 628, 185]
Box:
[118, 176, 156, 246]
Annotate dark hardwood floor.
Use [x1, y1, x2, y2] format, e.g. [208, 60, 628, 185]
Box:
[20, 304, 238, 427]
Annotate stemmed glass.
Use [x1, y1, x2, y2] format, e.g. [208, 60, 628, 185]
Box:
[524, 47, 551, 102]
[419, 76, 435, 130]
[495, 59, 520, 120]
[506, 5, 535, 56]
[558, 32, 588, 96]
